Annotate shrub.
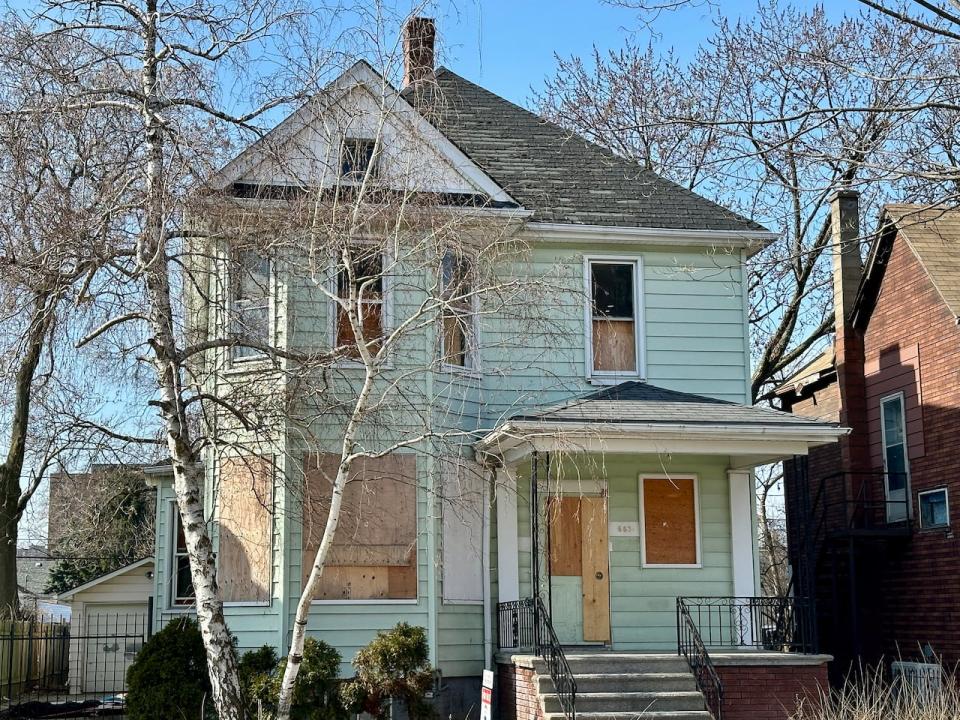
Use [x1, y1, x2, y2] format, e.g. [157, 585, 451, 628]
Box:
[342, 623, 434, 720]
[238, 645, 279, 718]
[791, 663, 960, 720]
[126, 617, 211, 720]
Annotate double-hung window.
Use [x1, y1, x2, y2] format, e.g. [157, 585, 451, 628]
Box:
[231, 249, 270, 360]
[171, 509, 195, 606]
[440, 250, 476, 370]
[881, 393, 910, 522]
[335, 249, 384, 357]
[588, 258, 642, 378]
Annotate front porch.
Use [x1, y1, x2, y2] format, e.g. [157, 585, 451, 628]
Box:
[476, 382, 844, 719]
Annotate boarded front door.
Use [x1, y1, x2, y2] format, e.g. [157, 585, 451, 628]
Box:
[547, 496, 611, 644]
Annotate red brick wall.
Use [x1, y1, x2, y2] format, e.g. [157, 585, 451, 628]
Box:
[859, 234, 960, 664]
[717, 662, 828, 720]
[497, 662, 542, 720]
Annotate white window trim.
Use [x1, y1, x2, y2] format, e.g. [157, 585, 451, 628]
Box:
[639, 474, 702, 569]
[439, 251, 482, 376]
[310, 599, 420, 606]
[227, 249, 274, 369]
[167, 499, 196, 610]
[880, 391, 912, 519]
[326, 245, 394, 368]
[584, 255, 646, 383]
[918, 488, 950, 529]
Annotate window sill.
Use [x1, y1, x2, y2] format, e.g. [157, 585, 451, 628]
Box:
[587, 374, 645, 386]
[309, 598, 419, 606]
[439, 363, 481, 380]
[642, 563, 703, 570]
[442, 599, 483, 606]
[223, 601, 272, 608]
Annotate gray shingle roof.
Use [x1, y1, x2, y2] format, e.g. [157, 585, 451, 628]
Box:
[512, 382, 837, 428]
[403, 69, 767, 232]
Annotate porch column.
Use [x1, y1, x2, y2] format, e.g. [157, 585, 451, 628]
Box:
[495, 466, 520, 603]
[729, 470, 757, 647]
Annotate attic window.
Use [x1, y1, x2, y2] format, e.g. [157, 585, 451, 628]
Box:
[341, 139, 377, 180]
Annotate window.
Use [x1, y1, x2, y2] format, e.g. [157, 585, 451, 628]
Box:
[171, 508, 195, 606]
[231, 249, 270, 360]
[588, 259, 641, 376]
[217, 456, 273, 603]
[341, 138, 377, 180]
[302, 453, 417, 601]
[919, 488, 949, 529]
[640, 476, 700, 567]
[881, 393, 910, 522]
[335, 249, 384, 357]
[440, 251, 476, 369]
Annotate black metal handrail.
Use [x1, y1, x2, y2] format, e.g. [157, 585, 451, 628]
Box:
[678, 596, 817, 654]
[496, 597, 576, 720]
[677, 598, 723, 719]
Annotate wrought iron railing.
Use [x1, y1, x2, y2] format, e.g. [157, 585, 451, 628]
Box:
[676, 598, 723, 719]
[497, 597, 576, 720]
[677, 596, 816, 654]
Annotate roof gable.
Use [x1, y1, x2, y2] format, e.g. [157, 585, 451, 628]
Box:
[853, 203, 960, 328]
[212, 61, 514, 204]
[57, 557, 155, 600]
[404, 68, 768, 234]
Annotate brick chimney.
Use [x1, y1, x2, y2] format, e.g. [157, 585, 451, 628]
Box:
[829, 190, 870, 494]
[402, 17, 435, 88]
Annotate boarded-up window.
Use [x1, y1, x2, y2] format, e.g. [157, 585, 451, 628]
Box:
[641, 476, 698, 566]
[303, 453, 417, 600]
[217, 456, 273, 603]
[590, 260, 638, 374]
[441, 459, 485, 602]
[335, 249, 384, 357]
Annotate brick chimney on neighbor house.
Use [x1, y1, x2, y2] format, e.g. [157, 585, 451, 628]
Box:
[403, 17, 436, 88]
[829, 189, 870, 495]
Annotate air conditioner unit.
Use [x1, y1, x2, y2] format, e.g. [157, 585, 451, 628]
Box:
[891, 661, 942, 702]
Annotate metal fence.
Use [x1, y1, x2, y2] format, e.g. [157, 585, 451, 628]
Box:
[1, 612, 148, 719]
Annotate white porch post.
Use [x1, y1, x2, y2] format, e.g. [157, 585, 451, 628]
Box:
[729, 470, 757, 646]
[495, 466, 520, 603]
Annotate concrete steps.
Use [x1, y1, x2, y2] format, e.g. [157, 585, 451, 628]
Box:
[533, 654, 712, 720]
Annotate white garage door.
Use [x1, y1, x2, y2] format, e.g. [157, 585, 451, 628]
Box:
[82, 603, 148, 694]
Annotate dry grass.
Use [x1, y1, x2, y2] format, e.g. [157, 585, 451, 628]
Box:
[792, 665, 960, 720]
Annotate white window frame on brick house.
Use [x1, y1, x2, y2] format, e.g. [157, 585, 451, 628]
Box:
[918, 488, 949, 529]
[583, 255, 645, 383]
[880, 392, 912, 523]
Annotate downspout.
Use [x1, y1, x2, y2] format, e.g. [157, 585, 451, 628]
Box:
[425, 325, 438, 666]
[482, 467, 492, 667]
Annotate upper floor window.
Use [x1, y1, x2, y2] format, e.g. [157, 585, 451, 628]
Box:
[231, 249, 270, 360]
[335, 248, 384, 357]
[881, 392, 910, 522]
[171, 508, 195, 606]
[340, 138, 377, 181]
[440, 250, 476, 369]
[588, 258, 642, 377]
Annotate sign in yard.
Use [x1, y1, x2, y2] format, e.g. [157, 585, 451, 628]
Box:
[480, 669, 494, 720]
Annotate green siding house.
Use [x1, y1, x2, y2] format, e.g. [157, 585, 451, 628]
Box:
[149, 18, 842, 720]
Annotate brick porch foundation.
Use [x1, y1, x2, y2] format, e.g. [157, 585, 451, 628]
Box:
[713, 653, 832, 720]
[497, 657, 543, 720]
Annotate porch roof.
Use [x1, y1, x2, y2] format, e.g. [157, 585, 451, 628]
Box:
[476, 382, 847, 467]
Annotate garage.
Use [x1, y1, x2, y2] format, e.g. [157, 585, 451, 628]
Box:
[56, 558, 154, 696]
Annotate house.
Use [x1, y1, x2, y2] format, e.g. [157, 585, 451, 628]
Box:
[55, 558, 154, 696]
[149, 18, 844, 720]
[778, 193, 960, 680]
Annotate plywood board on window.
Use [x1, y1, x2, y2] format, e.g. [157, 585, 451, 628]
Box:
[642, 477, 697, 565]
[302, 453, 417, 599]
[592, 320, 635, 372]
[547, 497, 582, 577]
[217, 455, 273, 603]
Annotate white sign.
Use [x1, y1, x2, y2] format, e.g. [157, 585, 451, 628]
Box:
[609, 521, 640, 537]
[480, 669, 494, 720]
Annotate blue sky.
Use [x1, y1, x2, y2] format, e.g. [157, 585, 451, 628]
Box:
[434, 0, 867, 107]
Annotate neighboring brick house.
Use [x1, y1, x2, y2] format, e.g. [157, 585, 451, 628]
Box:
[778, 193, 960, 679]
